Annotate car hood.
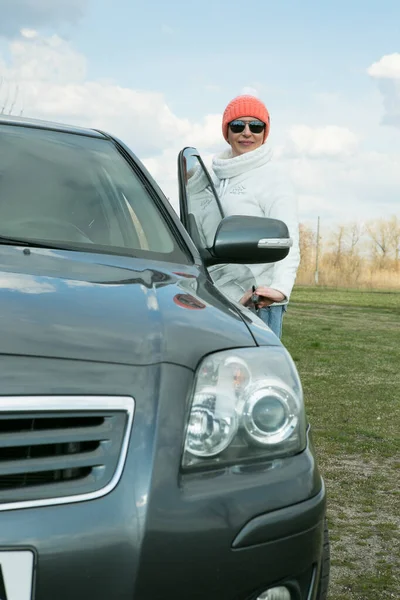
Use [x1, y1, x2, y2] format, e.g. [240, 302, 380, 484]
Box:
[0, 246, 258, 369]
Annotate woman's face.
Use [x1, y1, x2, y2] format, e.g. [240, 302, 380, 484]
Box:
[227, 116, 265, 156]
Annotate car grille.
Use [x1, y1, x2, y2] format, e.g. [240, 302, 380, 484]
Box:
[0, 396, 134, 510]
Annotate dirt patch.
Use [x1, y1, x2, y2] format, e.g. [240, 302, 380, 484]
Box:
[321, 455, 399, 599]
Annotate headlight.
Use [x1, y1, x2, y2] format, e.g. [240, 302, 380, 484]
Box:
[183, 347, 306, 469]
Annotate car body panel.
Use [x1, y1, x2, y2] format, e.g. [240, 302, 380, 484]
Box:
[0, 113, 105, 138]
[0, 245, 262, 369]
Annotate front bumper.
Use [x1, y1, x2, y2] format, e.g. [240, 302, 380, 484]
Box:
[132, 480, 326, 600]
[0, 484, 326, 600]
[0, 358, 326, 599]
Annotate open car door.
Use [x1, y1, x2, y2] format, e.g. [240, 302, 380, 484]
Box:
[177, 146, 293, 268]
[177, 147, 224, 263]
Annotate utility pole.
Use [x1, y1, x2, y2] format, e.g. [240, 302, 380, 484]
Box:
[314, 216, 320, 285]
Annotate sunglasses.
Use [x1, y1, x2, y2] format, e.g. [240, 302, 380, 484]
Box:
[229, 119, 266, 134]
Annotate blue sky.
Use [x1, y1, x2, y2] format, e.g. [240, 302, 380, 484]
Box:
[0, 0, 399, 227]
[68, 1, 400, 96]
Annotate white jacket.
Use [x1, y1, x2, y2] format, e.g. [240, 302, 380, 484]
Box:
[188, 143, 300, 304]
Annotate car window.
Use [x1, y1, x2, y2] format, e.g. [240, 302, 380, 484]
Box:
[0, 124, 187, 262]
[180, 148, 224, 251]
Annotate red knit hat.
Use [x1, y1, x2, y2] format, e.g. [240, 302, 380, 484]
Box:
[222, 95, 270, 143]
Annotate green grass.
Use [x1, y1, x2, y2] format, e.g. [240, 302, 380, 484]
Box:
[292, 285, 400, 312]
[282, 287, 400, 600]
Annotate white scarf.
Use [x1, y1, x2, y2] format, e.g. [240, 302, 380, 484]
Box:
[212, 143, 273, 181]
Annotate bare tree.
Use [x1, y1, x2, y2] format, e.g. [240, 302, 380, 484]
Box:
[295, 216, 400, 289]
[298, 223, 315, 271]
[0, 79, 23, 116]
[0, 80, 11, 115]
[366, 219, 393, 267]
[347, 221, 363, 255]
[327, 224, 346, 267]
[388, 215, 400, 269]
[8, 84, 19, 115]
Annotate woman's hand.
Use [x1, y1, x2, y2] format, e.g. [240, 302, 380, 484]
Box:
[239, 289, 254, 306]
[255, 287, 286, 308]
[240, 287, 286, 308]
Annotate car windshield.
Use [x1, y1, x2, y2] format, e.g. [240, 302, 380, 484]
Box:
[0, 124, 184, 261]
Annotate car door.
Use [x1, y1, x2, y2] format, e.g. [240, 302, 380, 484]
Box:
[177, 146, 262, 303]
[177, 146, 294, 308]
[177, 147, 225, 261]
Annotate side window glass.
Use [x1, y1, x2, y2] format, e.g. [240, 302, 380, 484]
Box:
[178, 148, 224, 252]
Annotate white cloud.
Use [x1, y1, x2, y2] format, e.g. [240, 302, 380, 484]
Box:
[279, 148, 400, 222]
[368, 53, 400, 128]
[240, 86, 259, 97]
[297, 194, 331, 214]
[142, 148, 216, 211]
[3, 33, 87, 83]
[0, 32, 398, 225]
[181, 113, 223, 150]
[20, 28, 38, 39]
[273, 114, 400, 222]
[367, 53, 400, 80]
[287, 157, 327, 193]
[283, 125, 359, 159]
[0, 32, 221, 160]
[0, 274, 55, 294]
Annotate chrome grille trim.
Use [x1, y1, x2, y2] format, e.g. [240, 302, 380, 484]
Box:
[0, 395, 134, 511]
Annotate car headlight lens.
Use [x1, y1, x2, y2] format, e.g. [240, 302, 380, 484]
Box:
[186, 387, 238, 457]
[183, 347, 306, 469]
[242, 381, 298, 444]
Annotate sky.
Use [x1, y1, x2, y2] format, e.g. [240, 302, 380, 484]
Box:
[0, 0, 399, 232]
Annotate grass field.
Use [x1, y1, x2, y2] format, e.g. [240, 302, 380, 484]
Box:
[282, 286, 400, 600]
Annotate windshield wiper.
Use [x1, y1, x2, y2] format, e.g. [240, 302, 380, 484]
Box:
[0, 235, 76, 251]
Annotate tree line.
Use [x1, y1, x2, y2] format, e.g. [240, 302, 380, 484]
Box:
[296, 215, 400, 290]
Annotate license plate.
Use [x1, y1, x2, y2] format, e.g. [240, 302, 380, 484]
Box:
[0, 551, 34, 600]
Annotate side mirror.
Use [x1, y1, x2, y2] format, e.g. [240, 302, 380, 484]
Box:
[210, 215, 292, 266]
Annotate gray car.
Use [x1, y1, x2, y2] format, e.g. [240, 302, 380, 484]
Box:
[0, 115, 329, 600]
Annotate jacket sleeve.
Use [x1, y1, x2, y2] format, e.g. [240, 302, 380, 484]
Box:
[258, 168, 300, 301]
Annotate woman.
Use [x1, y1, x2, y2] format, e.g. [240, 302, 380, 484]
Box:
[204, 94, 300, 338]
